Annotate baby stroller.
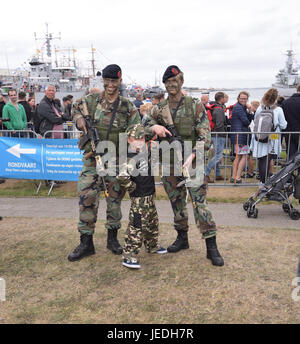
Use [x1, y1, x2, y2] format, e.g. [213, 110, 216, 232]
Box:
[243, 152, 300, 220]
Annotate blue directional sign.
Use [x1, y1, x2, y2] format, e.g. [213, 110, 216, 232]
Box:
[0, 138, 83, 181]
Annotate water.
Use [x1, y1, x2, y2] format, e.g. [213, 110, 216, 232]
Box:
[190, 88, 270, 106]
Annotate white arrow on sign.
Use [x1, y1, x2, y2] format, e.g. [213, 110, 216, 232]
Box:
[7, 144, 36, 158]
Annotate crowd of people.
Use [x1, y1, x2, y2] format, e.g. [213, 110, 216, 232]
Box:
[0, 88, 74, 138]
[0, 88, 76, 186]
[131, 84, 300, 189]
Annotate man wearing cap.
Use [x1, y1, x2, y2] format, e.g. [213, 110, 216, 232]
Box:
[68, 64, 141, 262]
[144, 65, 224, 266]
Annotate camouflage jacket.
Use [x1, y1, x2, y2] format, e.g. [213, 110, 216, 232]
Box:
[144, 96, 211, 151]
[72, 92, 140, 129]
[72, 92, 141, 153]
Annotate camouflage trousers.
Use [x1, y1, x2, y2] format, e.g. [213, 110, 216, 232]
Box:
[162, 174, 217, 239]
[77, 157, 125, 235]
[123, 195, 159, 258]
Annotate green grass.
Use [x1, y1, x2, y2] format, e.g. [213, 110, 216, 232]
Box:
[1, 179, 300, 207]
[1, 218, 300, 324]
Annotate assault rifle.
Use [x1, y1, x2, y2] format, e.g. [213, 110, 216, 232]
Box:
[80, 116, 109, 199]
[163, 125, 203, 217]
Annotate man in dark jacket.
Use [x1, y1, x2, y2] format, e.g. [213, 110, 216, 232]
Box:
[37, 85, 69, 138]
[0, 93, 7, 183]
[281, 85, 300, 159]
[63, 97, 72, 121]
[205, 92, 226, 182]
[0, 94, 6, 130]
[0, 94, 6, 116]
[18, 91, 32, 122]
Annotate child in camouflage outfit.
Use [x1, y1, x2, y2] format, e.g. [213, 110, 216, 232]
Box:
[117, 123, 167, 269]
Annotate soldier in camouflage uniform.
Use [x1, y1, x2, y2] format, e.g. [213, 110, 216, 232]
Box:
[117, 123, 167, 269]
[68, 64, 141, 262]
[144, 65, 224, 266]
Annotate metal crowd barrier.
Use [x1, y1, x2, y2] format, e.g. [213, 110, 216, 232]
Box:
[206, 131, 300, 187]
[41, 129, 81, 195]
[0, 127, 81, 195]
[43, 129, 81, 140]
[0, 129, 40, 139]
[0, 129, 299, 190]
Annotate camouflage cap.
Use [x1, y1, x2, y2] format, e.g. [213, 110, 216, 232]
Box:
[126, 124, 146, 139]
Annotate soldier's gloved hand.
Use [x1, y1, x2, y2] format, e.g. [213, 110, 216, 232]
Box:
[76, 117, 87, 133]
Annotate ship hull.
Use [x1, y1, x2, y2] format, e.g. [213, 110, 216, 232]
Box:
[272, 85, 296, 98]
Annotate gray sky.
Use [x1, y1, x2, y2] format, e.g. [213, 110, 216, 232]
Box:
[1, 0, 300, 88]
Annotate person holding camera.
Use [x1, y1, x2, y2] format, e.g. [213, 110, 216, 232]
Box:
[144, 65, 224, 266]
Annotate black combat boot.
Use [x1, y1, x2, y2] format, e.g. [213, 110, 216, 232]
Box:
[167, 230, 189, 253]
[205, 236, 224, 266]
[68, 234, 95, 262]
[107, 228, 123, 255]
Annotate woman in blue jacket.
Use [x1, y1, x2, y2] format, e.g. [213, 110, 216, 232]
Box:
[230, 92, 251, 183]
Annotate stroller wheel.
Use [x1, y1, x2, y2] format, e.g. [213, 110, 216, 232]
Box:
[282, 203, 292, 213]
[247, 207, 258, 219]
[253, 208, 258, 218]
[289, 209, 300, 221]
[243, 202, 250, 211]
[244, 198, 255, 211]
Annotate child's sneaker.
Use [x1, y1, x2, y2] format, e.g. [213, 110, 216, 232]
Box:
[156, 247, 168, 254]
[122, 257, 141, 269]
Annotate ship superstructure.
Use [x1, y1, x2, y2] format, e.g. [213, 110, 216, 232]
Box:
[273, 49, 300, 97]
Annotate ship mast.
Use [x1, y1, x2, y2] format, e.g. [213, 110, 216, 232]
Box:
[73, 48, 77, 68]
[91, 45, 96, 77]
[34, 23, 61, 59]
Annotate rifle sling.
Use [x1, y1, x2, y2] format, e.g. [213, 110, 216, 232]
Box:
[106, 96, 120, 141]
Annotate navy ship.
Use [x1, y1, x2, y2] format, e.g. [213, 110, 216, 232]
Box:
[273, 49, 300, 97]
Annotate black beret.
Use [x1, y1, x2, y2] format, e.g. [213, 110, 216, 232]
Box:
[162, 65, 182, 83]
[102, 64, 122, 79]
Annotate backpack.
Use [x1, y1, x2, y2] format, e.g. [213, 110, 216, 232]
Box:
[204, 103, 224, 131]
[253, 106, 275, 143]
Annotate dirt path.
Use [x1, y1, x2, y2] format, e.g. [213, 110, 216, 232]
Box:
[0, 197, 299, 229]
